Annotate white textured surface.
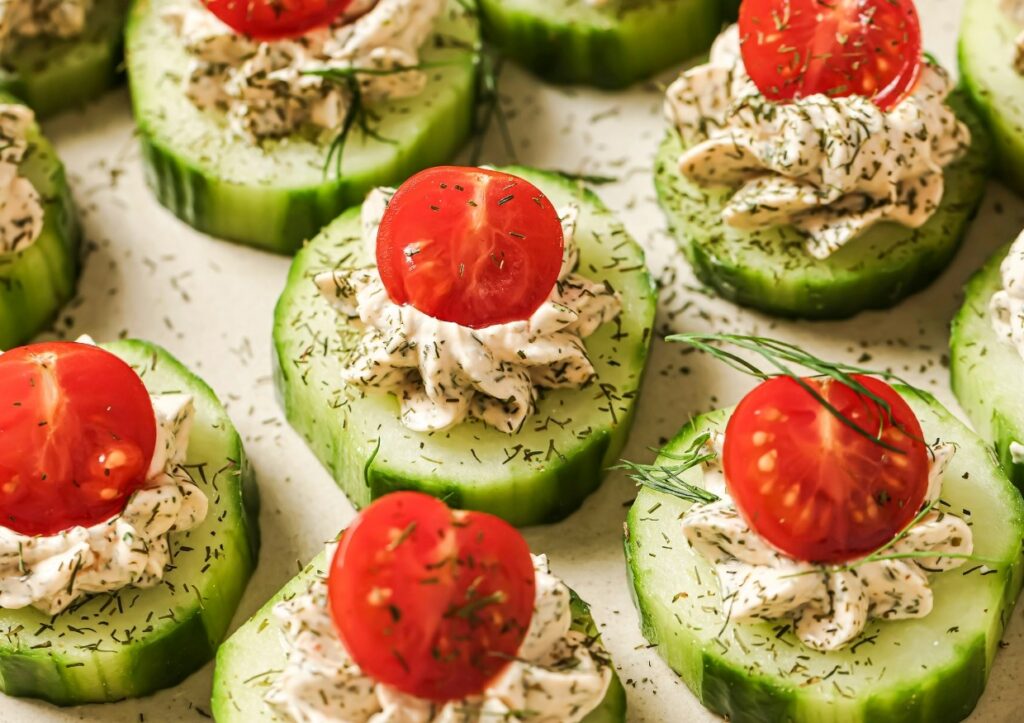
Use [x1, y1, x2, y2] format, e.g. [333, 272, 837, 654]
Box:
[7, 0, 1024, 719]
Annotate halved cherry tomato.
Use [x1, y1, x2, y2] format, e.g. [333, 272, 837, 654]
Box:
[202, 0, 354, 41]
[738, 0, 923, 111]
[328, 492, 536, 701]
[723, 375, 929, 564]
[376, 167, 565, 329]
[0, 342, 157, 536]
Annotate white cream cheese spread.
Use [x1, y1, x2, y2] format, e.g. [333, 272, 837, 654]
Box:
[664, 25, 970, 259]
[0, 351, 208, 615]
[163, 0, 442, 140]
[989, 230, 1024, 360]
[266, 552, 612, 723]
[0, 104, 44, 255]
[0, 0, 90, 49]
[314, 188, 622, 434]
[682, 434, 973, 651]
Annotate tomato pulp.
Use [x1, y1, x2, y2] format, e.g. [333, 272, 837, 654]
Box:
[201, 0, 354, 41]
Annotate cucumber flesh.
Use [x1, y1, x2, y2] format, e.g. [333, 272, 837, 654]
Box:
[478, 0, 722, 89]
[212, 551, 627, 722]
[273, 167, 656, 526]
[959, 0, 1024, 197]
[0, 0, 128, 117]
[126, 0, 479, 254]
[0, 340, 260, 705]
[0, 99, 80, 349]
[625, 392, 1024, 723]
[654, 90, 992, 319]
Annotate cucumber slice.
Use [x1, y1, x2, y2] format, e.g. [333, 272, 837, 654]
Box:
[477, 0, 722, 89]
[212, 551, 627, 722]
[0, 339, 260, 705]
[960, 0, 1024, 197]
[126, 0, 479, 254]
[624, 391, 1024, 723]
[0, 0, 128, 117]
[654, 90, 992, 319]
[950, 241, 1024, 490]
[273, 167, 656, 526]
[0, 98, 80, 350]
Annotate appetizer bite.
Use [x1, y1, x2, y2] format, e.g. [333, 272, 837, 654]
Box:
[625, 335, 1024, 722]
[0, 97, 80, 350]
[126, 0, 479, 253]
[655, 0, 991, 319]
[477, 0, 722, 89]
[274, 166, 656, 525]
[952, 231, 1024, 489]
[0, 338, 259, 704]
[213, 491, 626, 722]
[0, 0, 127, 116]
[961, 0, 1024, 195]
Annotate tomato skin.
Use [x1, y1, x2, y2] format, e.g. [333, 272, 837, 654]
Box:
[0, 342, 157, 537]
[328, 492, 536, 701]
[738, 0, 923, 111]
[723, 375, 929, 564]
[376, 167, 565, 330]
[202, 0, 354, 41]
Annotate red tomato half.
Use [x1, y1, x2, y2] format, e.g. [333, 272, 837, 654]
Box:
[738, 0, 923, 111]
[202, 0, 354, 41]
[0, 342, 157, 536]
[329, 492, 537, 701]
[723, 375, 929, 564]
[376, 167, 565, 329]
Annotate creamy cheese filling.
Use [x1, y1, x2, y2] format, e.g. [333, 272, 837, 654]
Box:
[1001, 0, 1024, 74]
[314, 188, 622, 434]
[0, 104, 44, 255]
[990, 229, 1024, 360]
[266, 552, 612, 723]
[0, 0, 90, 49]
[664, 25, 970, 260]
[163, 0, 442, 141]
[682, 434, 973, 652]
[0, 345, 208, 615]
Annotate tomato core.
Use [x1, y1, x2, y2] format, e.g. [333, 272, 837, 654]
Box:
[723, 375, 930, 564]
[376, 167, 565, 329]
[0, 342, 157, 536]
[202, 0, 354, 41]
[328, 492, 537, 701]
[738, 0, 923, 111]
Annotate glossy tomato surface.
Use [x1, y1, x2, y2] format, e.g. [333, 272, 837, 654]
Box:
[328, 492, 537, 701]
[0, 342, 157, 536]
[376, 167, 565, 329]
[202, 0, 354, 41]
[723, 375, 930, 564]
[738, 0, 922, 111]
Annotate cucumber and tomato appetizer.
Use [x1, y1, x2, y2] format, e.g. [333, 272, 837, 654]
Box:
[273, 166, 656, 526]
[213, 492, 626, 721]
[0, 0, 128, 117]
[960, 0, 1024, 196]
[477, 0, 722, 89]
[657, 0, 991, 319]
[625, 338, 1024, 723]
[126, 0, 479, 254]
[0, 96, 80, 350]
[0, 339, 259, 705]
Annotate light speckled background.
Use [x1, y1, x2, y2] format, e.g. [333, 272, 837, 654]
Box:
[6, 0, 1023, 720]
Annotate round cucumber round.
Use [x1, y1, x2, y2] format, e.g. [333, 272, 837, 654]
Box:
[272, 167, 657, 526]
[0, 0, 128, 118]
[654, 90, 993, 319]
[477, 0, 721, 89]
[960, 0, 1024, 197]
[0, 99, 81, 350]
[0, 339, 260, 705]
[951, 241, 1024, 490]
[624, 391, 1024, 723]
[126, 0, 479, 255]
[212, 551, 627, 721]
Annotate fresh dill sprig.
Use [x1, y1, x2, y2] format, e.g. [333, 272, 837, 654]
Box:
[666, 333, 922, 454]
[616, 432, 720, 505]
